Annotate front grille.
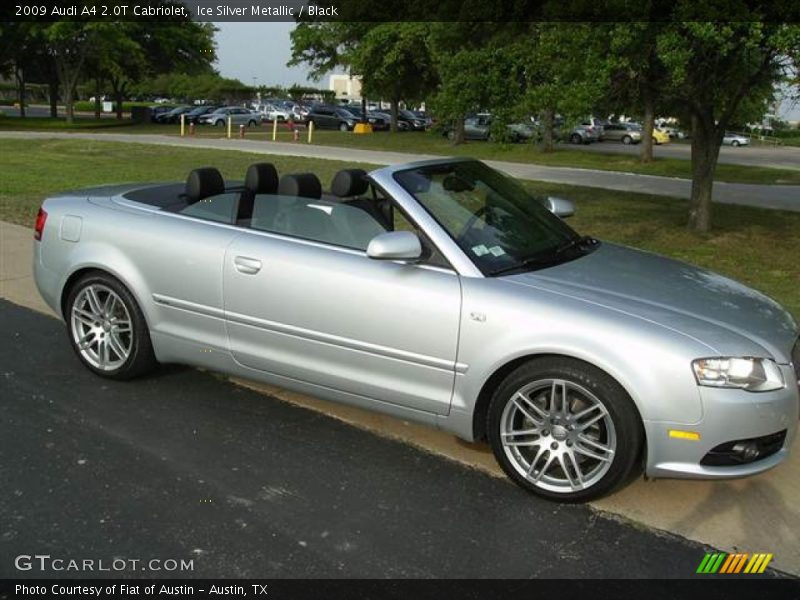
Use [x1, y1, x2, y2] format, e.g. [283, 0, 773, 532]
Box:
[700, 430, 787, 466]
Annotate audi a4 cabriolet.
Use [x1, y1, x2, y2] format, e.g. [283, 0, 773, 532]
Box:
[33, 158, 799, 502]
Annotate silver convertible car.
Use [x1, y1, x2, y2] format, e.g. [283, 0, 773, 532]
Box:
[33, 158, 799, 502]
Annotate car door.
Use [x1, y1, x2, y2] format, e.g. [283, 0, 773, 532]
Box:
[222, 203, 462, 415]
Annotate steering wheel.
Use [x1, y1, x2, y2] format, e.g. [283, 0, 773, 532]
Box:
[457, 205, 489, 241]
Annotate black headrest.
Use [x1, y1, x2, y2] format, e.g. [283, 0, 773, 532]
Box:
[245, 163, 279, 195]
[331, 169, 369, 198]
[278, 173, 322, 199]
[186, 167, 225, 204]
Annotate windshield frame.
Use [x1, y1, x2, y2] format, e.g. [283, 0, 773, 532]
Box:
[391, 160, 591, 277]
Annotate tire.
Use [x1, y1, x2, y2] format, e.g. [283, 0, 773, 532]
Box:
[731, 140, 740, 147]
[622, 135, 632, 145]
[339, 122, 349, 132]
[215, 119, 225, 127]
[248, 120, 257, 127]
[487, 357, 643, 503]
[65, 272, 157, 380]
[570, 133, 582, 144]
[446, 130, 456, 141]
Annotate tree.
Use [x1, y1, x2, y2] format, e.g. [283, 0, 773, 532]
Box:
[43, 21, 95, 124]
[656, 19, 800, 232]
[510, 24, 611, 152]
[349, 23, 438, 131]
[607, 22, 674, 163]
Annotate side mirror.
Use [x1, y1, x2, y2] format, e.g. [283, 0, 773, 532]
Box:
[366, 231, 422, 261]
[543, 196, 575, 218]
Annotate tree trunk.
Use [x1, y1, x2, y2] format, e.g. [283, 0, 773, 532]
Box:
[687, 112, 723, 233]
[48, 79, 59, 118]
[542, 108, 555, 153]
[640, 90, 655, 164]
[451, 117, 465, 145]
[15, 63, 26, 118]
[94, 76, 102, 120]
[390, 98, 399, 133]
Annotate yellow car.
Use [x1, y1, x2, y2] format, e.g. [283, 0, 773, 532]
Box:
[652, 128, 671, 145]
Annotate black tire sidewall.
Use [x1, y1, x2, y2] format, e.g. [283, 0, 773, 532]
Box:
[65, 273, 156, 380]
[487, 357, 643, 503]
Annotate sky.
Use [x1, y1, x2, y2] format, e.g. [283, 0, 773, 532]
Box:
[212, 22, 799, 122]
[213, 22, 321, 88]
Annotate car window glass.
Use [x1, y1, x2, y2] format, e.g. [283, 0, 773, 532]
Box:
[394, 161, 577, 274]
[179, 192, 239, 224]
[250, 195, 388, 251]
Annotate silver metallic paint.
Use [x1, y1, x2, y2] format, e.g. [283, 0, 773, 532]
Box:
[33, 159, 799, 482]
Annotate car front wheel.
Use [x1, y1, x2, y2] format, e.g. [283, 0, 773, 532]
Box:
[487, 357, 643, 502]
[339, 122, 350, 132]
[66, 272, 157, 380]
[570, 133, 582, 144]
[731, 140, 740, 147]
[622, 135, 632, 145]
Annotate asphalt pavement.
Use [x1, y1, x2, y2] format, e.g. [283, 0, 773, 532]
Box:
[1, 131, 798, 212]
[0, 298, 733, 579]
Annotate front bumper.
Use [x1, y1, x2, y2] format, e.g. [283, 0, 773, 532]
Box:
[644, 364, 799, 479]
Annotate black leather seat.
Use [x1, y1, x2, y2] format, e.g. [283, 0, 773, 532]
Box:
[239, 163, 279, 220]
[185, 167, 225, 204]
[278, 173, 322, 199]
[329, 168, 392, 229]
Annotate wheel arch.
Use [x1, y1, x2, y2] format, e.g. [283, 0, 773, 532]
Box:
[471, 352, 646, 448]
[59, 264, 150, 327]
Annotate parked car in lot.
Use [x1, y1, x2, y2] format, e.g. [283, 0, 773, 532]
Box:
[256, 102, 291, 122]
[33, 157, 799, 502]
[397, 109, 428, 131]
[306, 105, 360, 131]
[723, 132, 750, 147]
[197, 107, 261, 127]
[339, 106, 389, 131]
[149, 105, 175, 123]
[154, 105, 192, 124]
[603, 122, 643, 144]
[444, 114, 534, 142]
[580, 117, 608, 141]
[652, 128, 671, 145]
[183, 105, 219, 124]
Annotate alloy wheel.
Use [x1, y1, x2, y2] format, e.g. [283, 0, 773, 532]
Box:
[499, 378, 616, 494]
[70, 284, 133, 371]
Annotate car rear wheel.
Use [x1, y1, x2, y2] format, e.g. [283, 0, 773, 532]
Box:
[622, 135, 632, 145]
[487, 357, 643, 502]
[248, 120, 257, 127]
[66, 272, 157, 380]
[339, 122, 350, 132]
[570, 133, 582, 144]
[731, 140, 740, 147]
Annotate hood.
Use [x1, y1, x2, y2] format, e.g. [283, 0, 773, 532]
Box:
[505, 243, 798, 363]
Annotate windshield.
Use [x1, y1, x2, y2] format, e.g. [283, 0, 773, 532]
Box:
[394, 161, 589, 275]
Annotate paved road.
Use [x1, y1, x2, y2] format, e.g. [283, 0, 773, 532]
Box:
[0, 299, 721, 579]
[568, 138, 800, 172]
[1, 131, 798, 212]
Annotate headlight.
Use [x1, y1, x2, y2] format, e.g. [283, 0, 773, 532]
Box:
[692, 357, 785, 392]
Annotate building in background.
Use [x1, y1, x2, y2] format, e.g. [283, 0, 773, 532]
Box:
[329, 74, 362, 103]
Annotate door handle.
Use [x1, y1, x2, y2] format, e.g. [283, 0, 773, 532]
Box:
[233, 256, 262, 275]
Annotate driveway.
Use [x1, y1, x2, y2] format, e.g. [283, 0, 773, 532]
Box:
[0, 297, 723, 579]
[2, 220, 799, 576]
[565, 139, 800, 172]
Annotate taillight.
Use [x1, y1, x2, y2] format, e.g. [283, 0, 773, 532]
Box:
[34, 208, 47, 241]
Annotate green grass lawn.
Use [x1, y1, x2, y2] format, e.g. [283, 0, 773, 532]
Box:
[1, 138, 798, 318]
[2, 116, 799, 185]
